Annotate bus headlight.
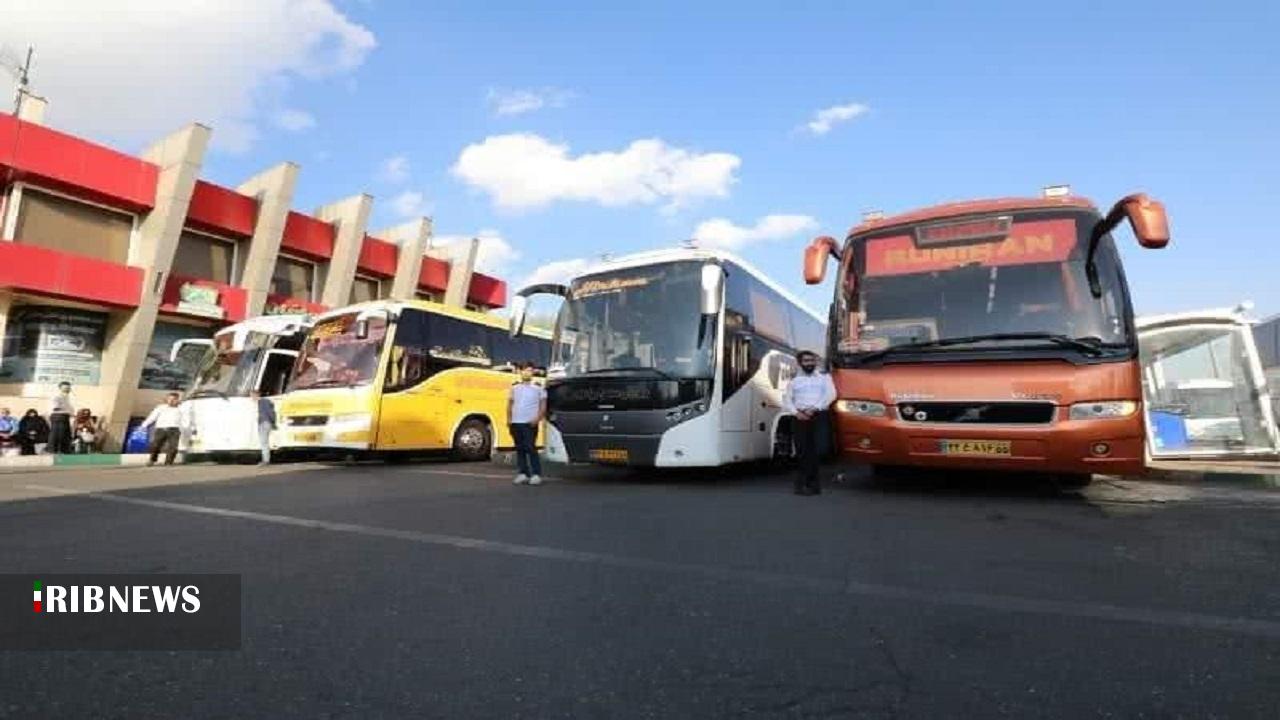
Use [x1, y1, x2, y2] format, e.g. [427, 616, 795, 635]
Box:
[1068, 401, 1137, 420]
[835, 400, 886, 417]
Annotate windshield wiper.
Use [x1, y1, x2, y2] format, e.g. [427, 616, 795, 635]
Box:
[856, 332, 1113, 362]
[581, 366, 680, 382]
[295, 378, 359, 390]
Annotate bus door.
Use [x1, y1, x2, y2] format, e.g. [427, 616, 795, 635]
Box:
[256, 349, 298, 397]
[377, 310, 449, 450]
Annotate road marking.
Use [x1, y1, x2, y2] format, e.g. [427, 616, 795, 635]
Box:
[24, 482, 1280, 640]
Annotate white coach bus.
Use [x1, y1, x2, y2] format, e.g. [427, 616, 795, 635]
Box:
[170, 314, 312, 460]
[509, 248, 826, 467]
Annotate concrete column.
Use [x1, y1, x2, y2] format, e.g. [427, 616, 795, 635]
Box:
[236, 163, 299, 317]
[433, 238, 479, 308]
[317, 194, 373, 308]
[15, 92, 47, 124]
[377, 217, 433, 300]
[96, 123, 211, 450]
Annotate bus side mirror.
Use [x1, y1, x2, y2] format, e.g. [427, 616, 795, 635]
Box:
[509, 295, 529, 338]
[1122, 195, 1170, 249]
[354, 319, 369, 340]
[804, 236, 839, 285]
[700, 264, 724, 315]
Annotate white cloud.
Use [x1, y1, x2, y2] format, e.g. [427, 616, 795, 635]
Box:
[486, 86, 574, 116]
[692, 214, 819, 250]
[379, 155, 411, 183]
[0, 0, 375, 153]
[518, 257, 595, 289]
[390, 190, 427, 218]
[800, 102, 869, 136]
[433, 230, 521, 275]
[273, 108, 316, 132]
[452, 133, 741, 211]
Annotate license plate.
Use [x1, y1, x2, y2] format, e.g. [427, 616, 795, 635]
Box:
[589, 448, 629, 464]
[939, 439, 1011, 456]
[294, 431, 322, 443]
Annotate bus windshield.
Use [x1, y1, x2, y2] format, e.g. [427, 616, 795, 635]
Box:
[554, 261, 715, 379]
[289, 313, 387, 390]
[188, 331, 270, 398]
[838, 210, 1132, 360]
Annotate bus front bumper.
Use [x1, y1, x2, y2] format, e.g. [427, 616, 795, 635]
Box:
[833, 412, 1146, 476]
[279, 414, 373, 451]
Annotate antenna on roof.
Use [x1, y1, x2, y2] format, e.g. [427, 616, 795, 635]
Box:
[862, 210, 885, 222]
[1, 45, 35, 116]
[1043, 184, 1071, 198]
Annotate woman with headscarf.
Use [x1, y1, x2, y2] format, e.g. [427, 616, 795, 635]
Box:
[17, 409, 50, 456]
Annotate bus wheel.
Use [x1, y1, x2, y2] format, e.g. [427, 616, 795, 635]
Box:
[1054, 473, 1093, 490]
[452, 419, 492, 462]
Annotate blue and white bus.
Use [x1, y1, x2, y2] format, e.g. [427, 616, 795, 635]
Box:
[510, 248, 826, 467]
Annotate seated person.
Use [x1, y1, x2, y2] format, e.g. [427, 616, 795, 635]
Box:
[73, 409, 99, 454]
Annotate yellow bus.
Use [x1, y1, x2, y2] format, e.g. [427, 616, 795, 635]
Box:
[277, 299, 551, 460]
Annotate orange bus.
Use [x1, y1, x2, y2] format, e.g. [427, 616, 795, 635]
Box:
[803, 188, 1169, 486]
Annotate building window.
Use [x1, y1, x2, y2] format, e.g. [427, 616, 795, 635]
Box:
[0, 305, 108, 385]
[270, 256, 315, 301]
[350, 276, 381, 304]
[139, 321, 213, 390]
[172, 230, 236, 284]
[415, 291, 441, 303]
[12, 187, 133, 263]
[465, 302, 484, 312]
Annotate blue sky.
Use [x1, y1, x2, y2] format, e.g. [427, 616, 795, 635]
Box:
[8, 1, 1279, 318]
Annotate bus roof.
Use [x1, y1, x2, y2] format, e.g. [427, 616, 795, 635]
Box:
[849, 196, 1098, 238]
[312, 299, 553, 339]
[573, 246, 825, 324]
[213, 313, 311, 338]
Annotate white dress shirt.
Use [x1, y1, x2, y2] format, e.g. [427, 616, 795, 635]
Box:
[783, 371, 837, 415]
[50, 393, 74, 416]
[142, 404, 186, 430]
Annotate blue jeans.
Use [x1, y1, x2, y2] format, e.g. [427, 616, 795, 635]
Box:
[510, 423, 541, 476]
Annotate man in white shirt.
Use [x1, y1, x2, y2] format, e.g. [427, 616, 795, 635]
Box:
[782, 350, 837, 495]
[507, 364, 547, 486]
[142, 392, 186, 466]
[47, 381, 75, 454]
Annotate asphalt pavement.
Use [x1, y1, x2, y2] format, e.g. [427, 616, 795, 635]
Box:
[3, 460, 1279, 719]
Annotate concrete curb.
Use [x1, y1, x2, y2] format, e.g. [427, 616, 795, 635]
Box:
[0, 454, 185, 474]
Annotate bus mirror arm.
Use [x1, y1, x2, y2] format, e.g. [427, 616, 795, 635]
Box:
[804, 236, 840, 285]
[510, 283, 570, 338]
[1085, 193, 1170, 298]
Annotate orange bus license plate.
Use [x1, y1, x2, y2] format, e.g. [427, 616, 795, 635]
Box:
[294, 431, 322, 443]
[590, 448, 629, 463]
[939, 439, 1011, 456]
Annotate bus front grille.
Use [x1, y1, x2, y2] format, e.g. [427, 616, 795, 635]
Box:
[896, 402, 1055, 425]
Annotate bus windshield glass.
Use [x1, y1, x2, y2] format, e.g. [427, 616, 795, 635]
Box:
[289, 313, 388, 390]
[188, 331, 270, 398]
[554, 261, 715, 379]
[838, 210, 1132, 359]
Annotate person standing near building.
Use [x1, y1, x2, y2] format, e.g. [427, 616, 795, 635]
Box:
[47, 382, 75, 454]
[782, 350, 837, 496]
[142, 392, 186, 466]
[252, 390, 277, 465]
[508, 364, 547, 486]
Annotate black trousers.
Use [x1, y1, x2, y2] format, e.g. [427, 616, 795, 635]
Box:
[48, 414, 72, 454]
[793, 411, 831, 492]
[148, 427, 181, 464]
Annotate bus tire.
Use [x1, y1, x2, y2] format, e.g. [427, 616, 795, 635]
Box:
[1054, 473, 1092, 490]
[452, 418, 492, 462]
[771, 419, 795, 465]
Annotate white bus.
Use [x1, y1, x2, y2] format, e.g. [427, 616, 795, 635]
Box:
[171, 314, 312, 460]
[510, 248, 826, 468]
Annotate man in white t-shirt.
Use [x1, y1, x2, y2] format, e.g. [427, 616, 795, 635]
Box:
[507, 364, 547, 486]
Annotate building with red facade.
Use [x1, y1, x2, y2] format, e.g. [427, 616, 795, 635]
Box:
[0, 100, 506, 450]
